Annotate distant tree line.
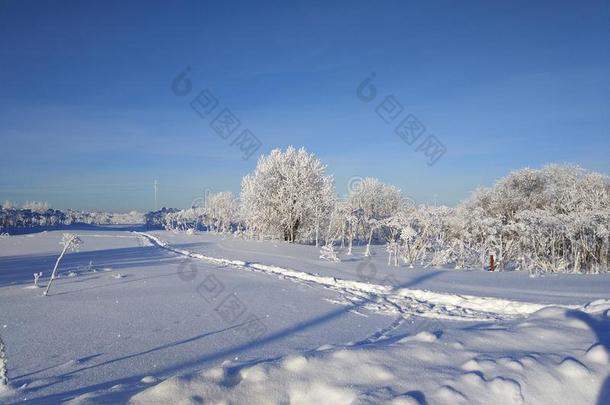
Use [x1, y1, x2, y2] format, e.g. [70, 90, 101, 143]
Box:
[0, 201, 144, 232]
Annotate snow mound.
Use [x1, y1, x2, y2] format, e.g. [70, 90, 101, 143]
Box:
[585, 343, 609, 364]
[558, 357, 590, 378]
[129, 303, 610, 405]
[140, 376, 158, 384]
[583, 299, 610, 314]
[399, 331, 437, 343]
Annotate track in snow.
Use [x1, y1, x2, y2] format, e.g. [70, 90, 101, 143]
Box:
[137, 232, 569, 325]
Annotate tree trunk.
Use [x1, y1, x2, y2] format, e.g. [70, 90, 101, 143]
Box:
[44, 244, 69, 296]
[365, 228, 374, 257]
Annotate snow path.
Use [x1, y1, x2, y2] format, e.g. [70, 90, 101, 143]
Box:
[137, 232, 567, 322]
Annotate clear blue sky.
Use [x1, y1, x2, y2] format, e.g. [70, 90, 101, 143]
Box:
[1, 0, 608, 212]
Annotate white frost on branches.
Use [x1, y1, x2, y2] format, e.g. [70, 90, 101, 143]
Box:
[33, 272, 42, 287]
[44, 233, 83, 296]
[240, 147, 335, 243]
[163, 192, 239, 233]
[320, 243, 340, 262]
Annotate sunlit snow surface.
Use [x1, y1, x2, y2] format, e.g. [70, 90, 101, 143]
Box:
[0, 228, 609, 404]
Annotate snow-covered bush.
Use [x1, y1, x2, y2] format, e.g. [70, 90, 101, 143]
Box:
[33, 272, 42, 287]
[240, 146, 335, 243]
[163, 206, 205, 231]
[462, 165, 609, 273]
[320, 243, 340, 262]
[145, 207, 179, 229]
[335, 164, 608, 274]
[162, 192, 239, 233]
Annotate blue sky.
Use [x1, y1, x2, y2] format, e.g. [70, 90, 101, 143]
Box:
[1, 0, 608, 212]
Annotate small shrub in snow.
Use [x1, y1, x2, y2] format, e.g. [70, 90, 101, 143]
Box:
[320, 244, 340, 262]
[33, 272, 42, 288]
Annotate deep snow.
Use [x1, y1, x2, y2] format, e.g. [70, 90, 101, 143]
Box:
[0, 229, 609, 404]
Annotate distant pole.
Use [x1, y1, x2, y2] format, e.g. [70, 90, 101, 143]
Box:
[154, 180, 158, 210]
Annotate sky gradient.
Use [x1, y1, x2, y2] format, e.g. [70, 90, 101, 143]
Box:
[1, 0, 609, 211]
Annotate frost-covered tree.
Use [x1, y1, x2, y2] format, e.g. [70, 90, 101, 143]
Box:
[308, 175, 336, 246]
[205, 192, 239, 232]
[462, 165, 610, 273]
[145, 207, 179, 230]
[344, 177, 405, 256]
[44, 233, 83, 296]
[22, 201, 49, 213]
[240, 147, 335, 242]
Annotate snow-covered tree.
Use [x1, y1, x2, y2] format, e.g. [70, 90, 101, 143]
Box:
[308, 175, 335, 246]
[205, 192, 239, 233]
[462, 165, 610, 273]
[344, 177, 405, 256]
[22, 201, 49, 213]
[240, 147, 335, 243]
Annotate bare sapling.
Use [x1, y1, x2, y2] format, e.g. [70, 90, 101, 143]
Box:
[43, 233, 83, 296]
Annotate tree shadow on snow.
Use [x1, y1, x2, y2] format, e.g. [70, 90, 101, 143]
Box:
[25, 270, 444, 403]
[4, 223, 147, 236]
[565, 309, 610, 405]
[0, 242, 205, 288]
